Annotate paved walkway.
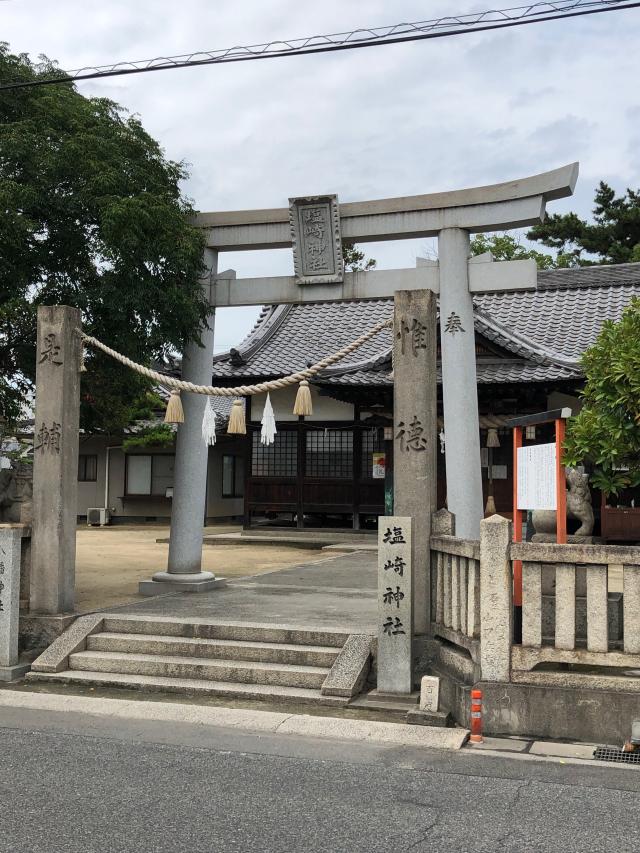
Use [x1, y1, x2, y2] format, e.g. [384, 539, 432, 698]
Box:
[75, 524, 335, 611]
[99, 551, 377, 633]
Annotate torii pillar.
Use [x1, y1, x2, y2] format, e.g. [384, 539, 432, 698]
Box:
[438, 229, 483, 540]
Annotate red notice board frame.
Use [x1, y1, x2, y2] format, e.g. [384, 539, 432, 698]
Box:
[508, 408, 571, 606]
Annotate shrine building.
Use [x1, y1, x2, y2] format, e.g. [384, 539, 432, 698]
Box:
[73, 261, 640, 532]
[208, 261, 640, 531]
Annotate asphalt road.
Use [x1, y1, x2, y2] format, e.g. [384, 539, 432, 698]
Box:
[1, 706, 640, 853]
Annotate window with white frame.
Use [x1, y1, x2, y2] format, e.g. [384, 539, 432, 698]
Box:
[125, 454, 174, 496]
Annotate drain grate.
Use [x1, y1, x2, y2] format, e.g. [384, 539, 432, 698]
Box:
[593, 746, 640, 764]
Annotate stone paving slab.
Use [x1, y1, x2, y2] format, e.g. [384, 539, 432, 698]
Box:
[101, 552, 377, 633]
[0, 691, 469, 750]
[529, 741, 598, 760]
[466, 736, 531, 753]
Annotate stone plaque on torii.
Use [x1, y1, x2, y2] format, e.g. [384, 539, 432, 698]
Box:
[30, 164, 578, 627]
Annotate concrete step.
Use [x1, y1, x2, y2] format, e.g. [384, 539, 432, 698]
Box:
[69, 650, 330, 689]
[26, 669, 347, 706]
[102, 617, 349, 648]
[87, 633, 340, 668]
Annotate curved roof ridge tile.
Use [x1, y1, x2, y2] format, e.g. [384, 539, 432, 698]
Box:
[473, 305, 581, 372]
[317, 348, 392, 378]
[212, 304, 291, 364]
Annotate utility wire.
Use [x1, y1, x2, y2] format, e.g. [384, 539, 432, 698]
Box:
[1, 0, 639, 91]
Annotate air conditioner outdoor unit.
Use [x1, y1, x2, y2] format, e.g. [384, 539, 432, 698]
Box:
[87, 507, 111, 527]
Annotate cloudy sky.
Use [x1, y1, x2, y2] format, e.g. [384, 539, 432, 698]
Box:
[3, 0, 640, 351]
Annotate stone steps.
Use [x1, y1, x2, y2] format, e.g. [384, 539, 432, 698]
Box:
[27, 617, 369, 707]
[87, 632, 340, 668]
[27, 669, 346, 705]
[101, 617, 350, 648]
[68, 649, 330, 689]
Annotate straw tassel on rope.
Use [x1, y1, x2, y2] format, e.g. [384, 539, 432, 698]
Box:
[227, 398, 246, 434]
[293, 380, 313, 416]
[164, 390, 185, 424]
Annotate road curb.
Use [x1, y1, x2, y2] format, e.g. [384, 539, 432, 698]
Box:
[0, 690, 469, 750]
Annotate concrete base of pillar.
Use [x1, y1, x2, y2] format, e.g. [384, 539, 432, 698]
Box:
[0, 660, 31, 682]
[406, 708, 453, 728]
[19, 613, 76, 656]
[138, 573, 227, 596]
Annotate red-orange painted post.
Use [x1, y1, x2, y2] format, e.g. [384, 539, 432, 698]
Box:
[470, 688, 483, 743]
[512, 425, 523, 607]
[555, 418, 567, 544]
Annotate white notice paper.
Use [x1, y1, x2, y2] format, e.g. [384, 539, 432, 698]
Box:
[517, 442, 557, 510]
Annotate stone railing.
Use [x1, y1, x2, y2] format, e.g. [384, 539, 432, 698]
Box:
[511, 540, 640, 682]
[430, 529, 481, 659]
[428, 512, 640, 689]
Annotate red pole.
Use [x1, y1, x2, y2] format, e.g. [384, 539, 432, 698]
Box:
[512, 426, 523, 606]
[555, 419, 567, 544]
[470, 688, 483, 743]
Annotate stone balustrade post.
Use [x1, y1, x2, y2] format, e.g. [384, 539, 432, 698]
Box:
[0, 526, 30, 681]
[479, 515, 513, 682]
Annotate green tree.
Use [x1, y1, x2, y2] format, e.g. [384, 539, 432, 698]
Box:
[0, 45, 208, 431]
[563, 297, 640, 495]
[469, 233, 559, 269]
[342, 241, 377, 272]
[528, 182, 640, 266]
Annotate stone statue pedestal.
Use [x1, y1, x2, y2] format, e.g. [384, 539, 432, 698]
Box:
[532, 533, 602, 545]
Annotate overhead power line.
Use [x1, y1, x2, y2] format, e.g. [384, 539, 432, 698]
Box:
[1, 0, 639, 91]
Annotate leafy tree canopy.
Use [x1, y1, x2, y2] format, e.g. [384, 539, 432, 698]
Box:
[563, 297, 640, 495]
[342, 242, 377, 272]
[0, 45, 208, 432]
[528, 181, 640, 266]
[469, 233, 559, 269]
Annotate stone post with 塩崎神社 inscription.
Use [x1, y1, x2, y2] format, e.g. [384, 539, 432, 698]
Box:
[393, 289, 437, 635]
[378, 516, 413, 693]
[30, 305, 82, 615]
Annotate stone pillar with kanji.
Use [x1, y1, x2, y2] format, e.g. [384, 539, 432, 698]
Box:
[30, 306, 82, 614]
[393, 289, 437, 634]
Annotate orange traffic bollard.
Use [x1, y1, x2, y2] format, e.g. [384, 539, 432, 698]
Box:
[470, 688, 483, 743]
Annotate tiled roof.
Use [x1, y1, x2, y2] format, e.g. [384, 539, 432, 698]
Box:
[210, 262, 640, 386]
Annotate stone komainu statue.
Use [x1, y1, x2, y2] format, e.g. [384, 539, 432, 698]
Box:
[0, 462, 33, 524]
[532, 468, 594, 539]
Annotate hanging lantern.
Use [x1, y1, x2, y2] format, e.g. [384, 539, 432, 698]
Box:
[526, 425, 536, 440]
[260, 393, 277, 446]
[486, 428, 500, 448]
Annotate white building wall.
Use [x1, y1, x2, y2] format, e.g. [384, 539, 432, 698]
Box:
[76, 434, 243, 522]
[250, 386, 354, 423]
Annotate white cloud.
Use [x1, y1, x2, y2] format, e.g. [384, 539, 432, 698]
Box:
[4, 0, 640, 346]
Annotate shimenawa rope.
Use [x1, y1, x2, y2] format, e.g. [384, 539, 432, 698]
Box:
[78, 318, 392, 397]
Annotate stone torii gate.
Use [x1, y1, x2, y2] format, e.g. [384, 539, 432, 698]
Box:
[29, 163, 578, 636]
[147, 162, 579, 619]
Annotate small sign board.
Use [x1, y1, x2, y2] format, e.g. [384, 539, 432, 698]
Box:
[372, 452, 386, 479]
[289, 195, 344, 285]
[377, 516, 413, 694]
[517, 442, 557, 510]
